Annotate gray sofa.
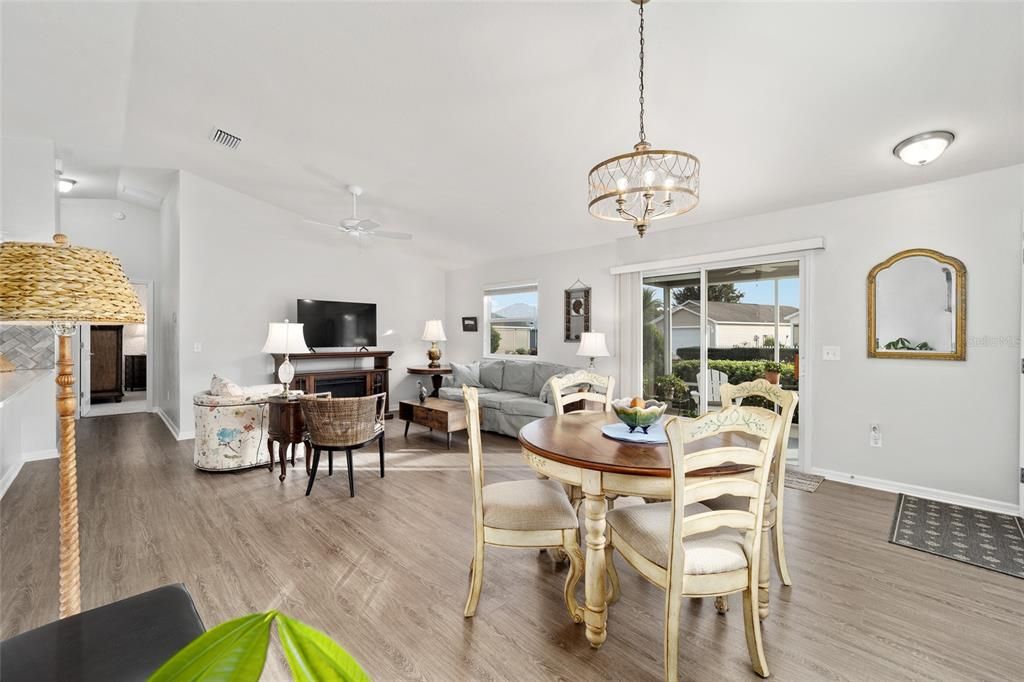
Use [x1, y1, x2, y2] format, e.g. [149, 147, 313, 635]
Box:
[439, 359, 574, 437]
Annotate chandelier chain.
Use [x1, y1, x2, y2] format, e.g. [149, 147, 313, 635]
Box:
[638, 1, 646, 145]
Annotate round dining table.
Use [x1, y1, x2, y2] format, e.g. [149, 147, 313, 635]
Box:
[518, 411, 767, 649]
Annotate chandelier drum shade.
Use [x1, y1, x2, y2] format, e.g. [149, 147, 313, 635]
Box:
[588, 0, 700, 238]
[0, 233, 143, 620]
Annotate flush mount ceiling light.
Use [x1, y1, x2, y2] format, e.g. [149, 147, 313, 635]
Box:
[57, 177, 77, 193]
[893, 131, 955, 166]
[588, 0, 700, 239]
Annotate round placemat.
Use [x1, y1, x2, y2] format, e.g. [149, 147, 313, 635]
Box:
[600, 420, 668, 445]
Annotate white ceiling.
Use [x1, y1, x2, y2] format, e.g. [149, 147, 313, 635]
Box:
[4, 1, 1022, 267]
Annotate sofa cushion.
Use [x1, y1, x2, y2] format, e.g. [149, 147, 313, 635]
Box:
[477, 390, 524, 409]
[502, 361, 534, 394]
[450, 361, 483, 388]
[500, 396, 555, 419]
[479, 360, 505, 390]
[532, 362, 567, 397]
[438, 386, 496, 402]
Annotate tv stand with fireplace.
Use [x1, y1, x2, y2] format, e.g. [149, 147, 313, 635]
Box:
[272, 350, 395, 418]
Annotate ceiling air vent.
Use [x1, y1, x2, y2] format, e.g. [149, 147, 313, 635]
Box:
[209, 128, 242, 150]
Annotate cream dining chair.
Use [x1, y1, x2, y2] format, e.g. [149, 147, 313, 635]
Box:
[547, 369, 615, 415]
[604, 407, 782, 680]
[461, 386, 586, 622]
[547, 369, 616, 515]
[706, 379, 798, 616]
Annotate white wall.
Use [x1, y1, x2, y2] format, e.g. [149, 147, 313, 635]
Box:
[445, 165, 1024, 508]
[156, 177, 182, 431]
[173, 172, 446, 437]
[0, 371, 58, 497]
[60, 198, 161, 282]
[445, 241, 619, 376]
[1, 136, 57, 241]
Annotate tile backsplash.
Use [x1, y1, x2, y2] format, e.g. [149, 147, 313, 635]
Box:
[0, 325, 55, 369]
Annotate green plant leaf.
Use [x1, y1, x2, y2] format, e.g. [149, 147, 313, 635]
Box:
[148, 611, 274, 682]
[276, 613, 370, 682]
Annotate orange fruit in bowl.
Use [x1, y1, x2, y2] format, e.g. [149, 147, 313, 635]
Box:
[630, 396, 645, 408]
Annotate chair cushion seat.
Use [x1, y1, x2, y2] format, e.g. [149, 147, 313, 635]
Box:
[500, 396, 555, 419]
[607, 501, 748, 573]
[483, 479, 578, 531]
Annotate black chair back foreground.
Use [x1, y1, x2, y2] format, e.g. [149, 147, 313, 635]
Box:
[299, 392, 387, 497]
[0, 584, 205, 682]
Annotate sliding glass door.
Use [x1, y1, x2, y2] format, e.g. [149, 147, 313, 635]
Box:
[642, 259, 802, 461]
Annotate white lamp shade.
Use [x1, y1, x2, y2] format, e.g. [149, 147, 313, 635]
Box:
[261, 322, 308, 354]
[421, 319, 446, 342]
[576, 332, 610, 358]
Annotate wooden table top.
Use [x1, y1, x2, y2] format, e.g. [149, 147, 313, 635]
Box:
[398, 397, 464, 413]
[406, 366, 453, 375]
[518, 411, 758, 478]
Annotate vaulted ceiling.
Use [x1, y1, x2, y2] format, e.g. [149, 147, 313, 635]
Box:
[4, 1, 1022, 267]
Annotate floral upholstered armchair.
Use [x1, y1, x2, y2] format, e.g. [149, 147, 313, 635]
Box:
[193, 380, 284, 472]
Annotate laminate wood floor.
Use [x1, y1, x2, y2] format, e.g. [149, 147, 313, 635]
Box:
[2, 413, 1022, 680]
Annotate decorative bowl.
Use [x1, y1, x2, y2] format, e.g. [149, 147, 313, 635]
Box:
[611, 398, 667, 434]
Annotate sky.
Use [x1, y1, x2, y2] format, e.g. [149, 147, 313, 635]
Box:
[736, 278, 800, 307]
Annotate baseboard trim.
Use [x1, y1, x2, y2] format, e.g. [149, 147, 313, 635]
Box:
[155, 408, 182, 440]
[810, 467, 1020, 516]
[0, 448, 59, 499]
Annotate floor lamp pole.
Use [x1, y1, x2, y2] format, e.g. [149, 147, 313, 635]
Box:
[55, 331, 81, 618]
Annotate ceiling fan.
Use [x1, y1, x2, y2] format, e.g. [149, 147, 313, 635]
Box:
[304, 185, 412, 240]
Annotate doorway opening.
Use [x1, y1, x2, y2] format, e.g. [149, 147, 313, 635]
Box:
[77, 281, 152, 418]
[642, 259, 803, 465]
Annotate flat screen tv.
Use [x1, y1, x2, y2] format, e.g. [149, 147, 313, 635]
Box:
[297, 299, 377, 349]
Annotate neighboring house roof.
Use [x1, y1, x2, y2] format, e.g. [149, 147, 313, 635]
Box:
[652, 301, 799, 326]
[492, 302, 537, 323]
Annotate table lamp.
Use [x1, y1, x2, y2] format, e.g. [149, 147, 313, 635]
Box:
[576, 331, 610, 369]
[0, 233, 144, 618]
[261, 320, 307, 394]
[421, 319, 446, 368]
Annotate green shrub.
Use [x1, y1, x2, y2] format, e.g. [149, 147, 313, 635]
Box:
[672, 359, 796, 386]
[490, 328, 501, 353]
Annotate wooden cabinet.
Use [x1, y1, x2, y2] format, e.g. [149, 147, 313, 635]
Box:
[90, 325, 124, 403]
[124, 355, 147, 392]
[274, 351, 395, 418]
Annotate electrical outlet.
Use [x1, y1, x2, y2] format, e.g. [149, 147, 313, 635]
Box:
[869, 424, 882, 447]
[193, 342, 202, 352]
[822, 346, 841, 361]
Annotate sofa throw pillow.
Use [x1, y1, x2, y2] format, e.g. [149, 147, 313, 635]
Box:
[502, 361, 534, 394]
[539, 372, 571, 404]
[479, 360, 504, 390]
[450, 361, 483, 388]
[210, 374, 244, 397]
[532, 362, 566, 397]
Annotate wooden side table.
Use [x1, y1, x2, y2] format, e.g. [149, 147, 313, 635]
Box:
[406, 366, 452, 398]
[267, 396, 309, 481]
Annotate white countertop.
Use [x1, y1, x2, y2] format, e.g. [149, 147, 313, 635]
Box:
[0, 369, 53, 407]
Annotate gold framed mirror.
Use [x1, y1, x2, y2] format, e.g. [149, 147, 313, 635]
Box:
[867, 248, 966, 360]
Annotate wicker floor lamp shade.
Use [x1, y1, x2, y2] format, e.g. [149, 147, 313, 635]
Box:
[0, 233, 143, 618]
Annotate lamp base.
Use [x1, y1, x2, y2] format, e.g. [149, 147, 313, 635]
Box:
[427, 342, 442, 369]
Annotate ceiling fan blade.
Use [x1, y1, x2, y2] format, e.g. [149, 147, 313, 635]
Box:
[367, 230, 413, 241]
[303, 218, 342, 230]
[357, 218, 381, 231]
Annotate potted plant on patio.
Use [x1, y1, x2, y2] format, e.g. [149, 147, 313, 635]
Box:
[763, 361, 782, 385]
[653, 374, 685, 402]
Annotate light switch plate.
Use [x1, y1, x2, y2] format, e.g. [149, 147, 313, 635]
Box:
[193, 342, 202, 353]
[822, 346, 840, 361]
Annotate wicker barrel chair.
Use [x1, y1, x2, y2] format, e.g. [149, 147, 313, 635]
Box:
[299, 392, 387, 497]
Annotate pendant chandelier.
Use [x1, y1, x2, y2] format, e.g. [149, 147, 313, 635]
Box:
[588, 0, 700, 238]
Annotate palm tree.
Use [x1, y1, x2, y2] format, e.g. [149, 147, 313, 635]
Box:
[642, 287, 665, 394]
